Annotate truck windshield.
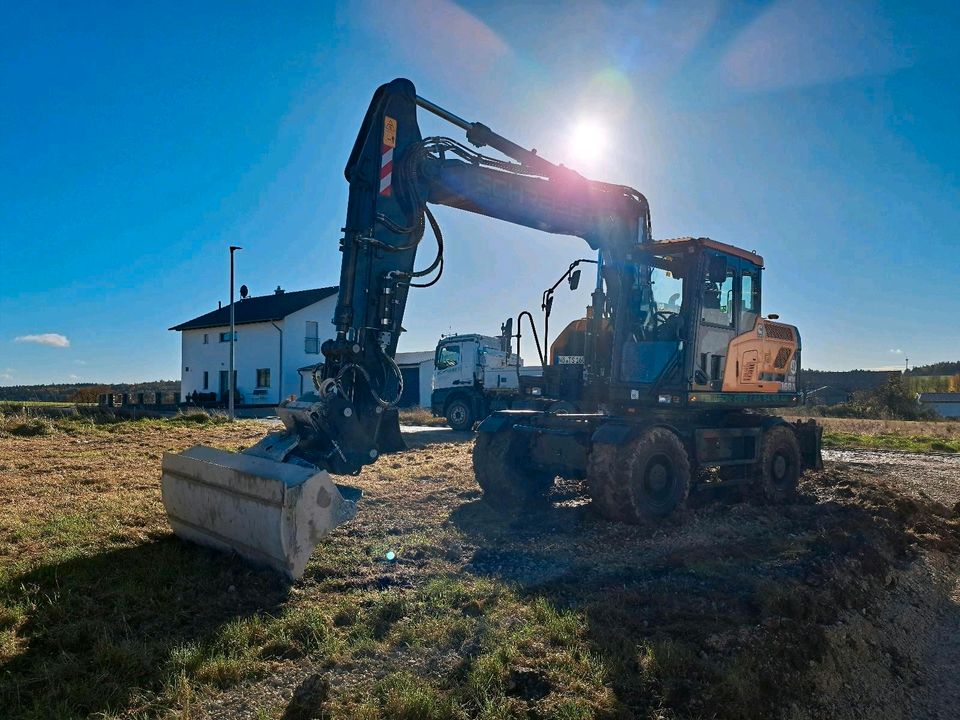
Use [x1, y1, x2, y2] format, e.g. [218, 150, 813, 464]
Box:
[436, 344, 460, 369]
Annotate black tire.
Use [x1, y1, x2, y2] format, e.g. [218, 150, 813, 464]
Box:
[473, 431, 554, 509]
[753, 425, 801, 503]
[445, 398, 475, 432]
[586, 443, 634, 522]
[623, 428, 691, 521]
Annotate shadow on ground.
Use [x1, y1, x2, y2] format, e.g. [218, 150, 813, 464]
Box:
[0, 538, 287, 719]
[451, 468, 960, 719]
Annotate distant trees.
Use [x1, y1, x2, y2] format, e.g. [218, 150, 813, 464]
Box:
[69, 385, 112, 403]
[904, 361, 960, 376]
[903, 374, 960, 393]
[0, 381, 179, 403]
[827, 375, 938, 420]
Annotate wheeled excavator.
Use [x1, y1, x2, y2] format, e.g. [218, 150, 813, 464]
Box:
[161, 78, 822, 579]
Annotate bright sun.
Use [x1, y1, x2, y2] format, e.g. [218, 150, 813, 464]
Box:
[567, 118, 609, 167]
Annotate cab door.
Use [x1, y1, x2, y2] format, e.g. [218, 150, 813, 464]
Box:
[696, 252, 738, 389]
[433, 341, 474, 390]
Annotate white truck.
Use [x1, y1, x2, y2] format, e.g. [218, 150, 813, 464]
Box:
[431, 331, 542, 431]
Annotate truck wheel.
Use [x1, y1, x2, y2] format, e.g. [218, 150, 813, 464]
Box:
[624, 428, 691, 520]
[586, 444, 634, 522]
[753, 425, 801, 503]
[473, 431, 554, 509]
[446, 399, 474, 432]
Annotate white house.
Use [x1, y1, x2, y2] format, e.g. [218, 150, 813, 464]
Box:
[171, 286, 339, 406]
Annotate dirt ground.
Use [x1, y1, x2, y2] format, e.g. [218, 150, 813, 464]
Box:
[1, 420, 959, 719]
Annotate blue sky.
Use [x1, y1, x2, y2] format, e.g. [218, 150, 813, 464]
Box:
[1, 0, 958, 385]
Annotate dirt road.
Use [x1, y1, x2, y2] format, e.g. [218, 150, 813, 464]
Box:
[823, 448, 960, 507]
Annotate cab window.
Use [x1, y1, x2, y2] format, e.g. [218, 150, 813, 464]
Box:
[436, 344, 460, 369]
[701, 253, 735, 328]
[740, 263, 761, 331]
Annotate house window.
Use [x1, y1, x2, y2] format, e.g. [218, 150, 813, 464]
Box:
[256, 368, 271, 388]
[305, 321, 319, 354]
[203, 333, 209, 344]
[219, 331, 236, 342]
[203, 371, 209, 390]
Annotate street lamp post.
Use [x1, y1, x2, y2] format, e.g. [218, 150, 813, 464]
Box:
[229, 245, 242, 420]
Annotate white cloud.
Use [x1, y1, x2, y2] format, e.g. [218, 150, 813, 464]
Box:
[14, 333, 70, 348]
[0, 368, 13, 382]
[889, 348, 903, 354]
[68, 373, 80, 380]
[721, 0, 912, 92]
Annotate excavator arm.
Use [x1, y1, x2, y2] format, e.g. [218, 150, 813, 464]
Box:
[287, 78, 652, 474]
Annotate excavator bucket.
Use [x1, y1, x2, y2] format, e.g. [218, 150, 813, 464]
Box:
[160, 445, 359, 580]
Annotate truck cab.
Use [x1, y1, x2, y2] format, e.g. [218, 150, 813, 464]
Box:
[431, 333, 520, 430]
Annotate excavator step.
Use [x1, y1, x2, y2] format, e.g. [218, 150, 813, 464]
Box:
[160, 445, 359, 580]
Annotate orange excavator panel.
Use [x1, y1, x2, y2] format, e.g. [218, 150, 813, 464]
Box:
[722, 319, 799, 393]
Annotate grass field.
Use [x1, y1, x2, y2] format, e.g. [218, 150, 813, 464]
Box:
[1, 413, 958, 719]
[790, 416, 960, 453]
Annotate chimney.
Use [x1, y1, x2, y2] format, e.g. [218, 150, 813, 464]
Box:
[218, 301, 222, 309]
[275, 286, 285, 295]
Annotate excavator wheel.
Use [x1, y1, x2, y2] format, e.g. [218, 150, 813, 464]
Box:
[473, 430, 554, 510]
[623, 428, 691, 521]
[586, 443, 634, 522]
[752, 425, 801, 504]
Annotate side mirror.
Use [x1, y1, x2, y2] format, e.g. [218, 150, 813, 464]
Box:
[568, 269, 581, 291]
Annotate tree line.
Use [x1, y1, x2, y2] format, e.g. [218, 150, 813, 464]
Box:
[0, 381, 180, 403]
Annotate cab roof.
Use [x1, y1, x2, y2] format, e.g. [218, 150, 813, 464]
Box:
[438, 334, 501, 347]
[652, 237, 763, 267]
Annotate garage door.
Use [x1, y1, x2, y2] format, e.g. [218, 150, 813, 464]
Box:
[398, 366, 420, 407]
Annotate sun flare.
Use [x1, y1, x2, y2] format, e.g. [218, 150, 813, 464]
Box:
[567, 118, 609, 167]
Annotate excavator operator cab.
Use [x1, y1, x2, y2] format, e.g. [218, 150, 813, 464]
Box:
[617, 237, 773, 398]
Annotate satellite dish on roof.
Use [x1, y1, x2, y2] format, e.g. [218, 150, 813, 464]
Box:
[240, 284, 249, 299]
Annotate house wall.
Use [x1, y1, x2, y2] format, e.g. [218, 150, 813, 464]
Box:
[278, 300, 335, 402]
[181, 323, 279, 403]
[417, 359, 433, 407]
[179, 296, 337, 405]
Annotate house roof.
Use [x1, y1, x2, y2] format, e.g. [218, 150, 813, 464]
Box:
[918, 392, 960, 403]
[396, 351, 435, 366]
[171, 286, 338, 331]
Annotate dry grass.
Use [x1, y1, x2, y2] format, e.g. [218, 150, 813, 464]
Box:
[0, 417, 958, 719]
[398, 407, 448, 427]
[799, 416, 960, 439]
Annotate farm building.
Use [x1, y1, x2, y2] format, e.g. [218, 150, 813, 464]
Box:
[917, 393, 960, 418]
[171, 286, 338, 406]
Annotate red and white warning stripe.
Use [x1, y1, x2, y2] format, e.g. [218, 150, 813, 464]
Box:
[379, 144, 393, 197]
